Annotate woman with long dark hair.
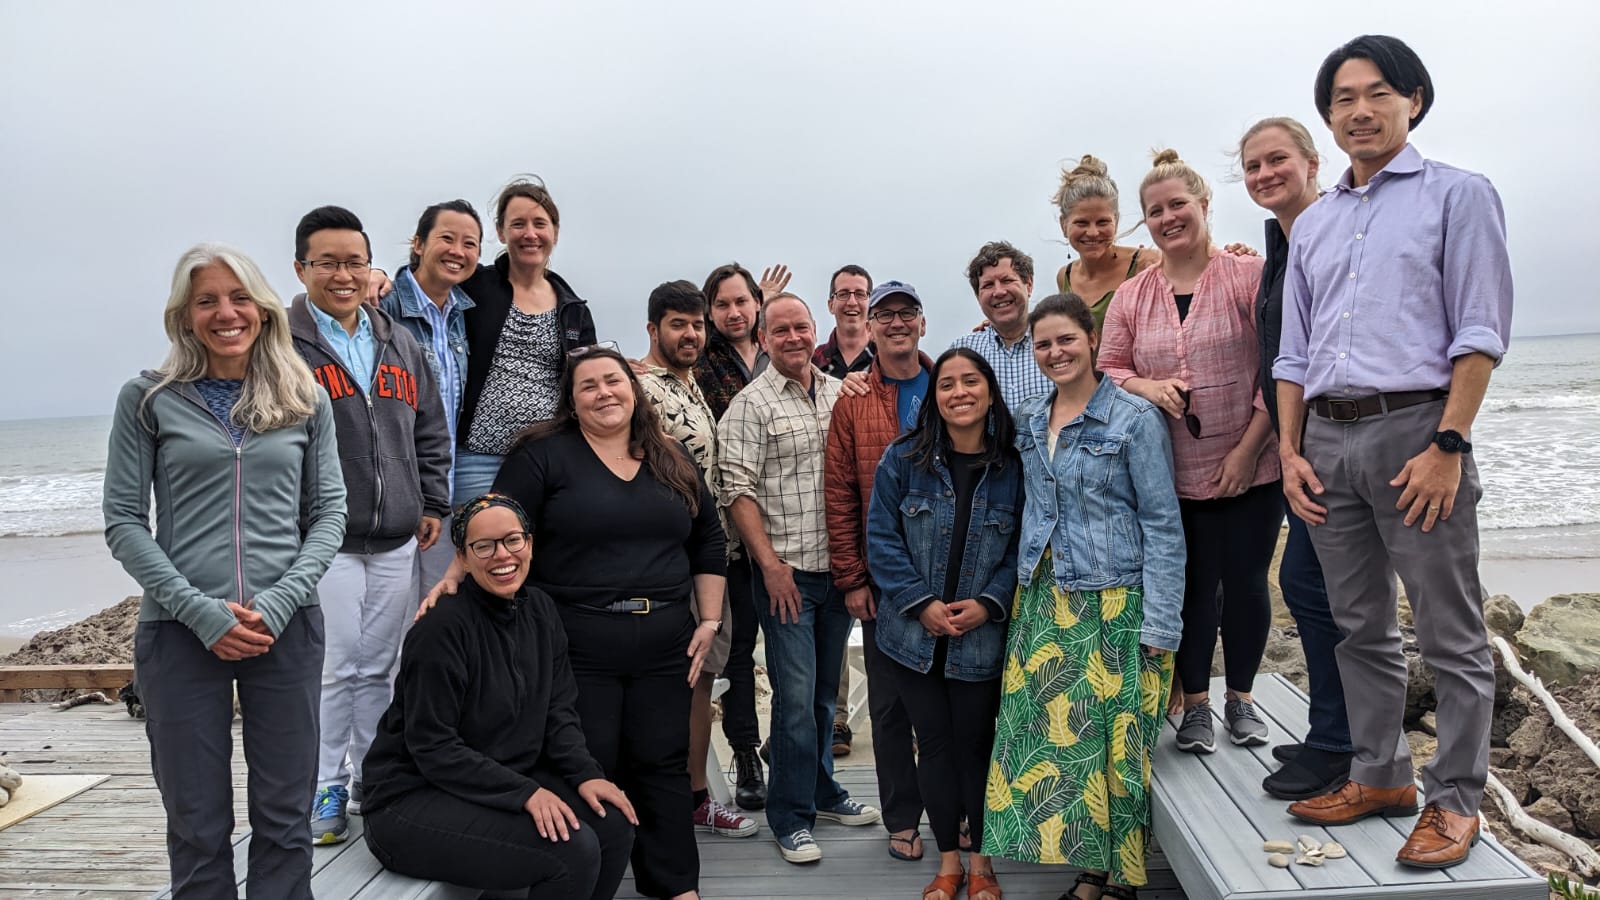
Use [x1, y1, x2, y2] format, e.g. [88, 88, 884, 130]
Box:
[866, 347, 1022, 900]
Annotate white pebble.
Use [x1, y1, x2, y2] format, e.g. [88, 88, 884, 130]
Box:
[1263, 839, 1295, 853]
[1322, 841, 1347, 859]
[1268, 852, 1290, 868]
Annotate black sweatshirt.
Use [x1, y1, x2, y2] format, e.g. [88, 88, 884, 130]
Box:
[359, 578, 605, 815]
[493, 428, 727, 609]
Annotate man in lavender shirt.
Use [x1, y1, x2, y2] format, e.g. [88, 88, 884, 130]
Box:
[1273, 35, 1512, 869]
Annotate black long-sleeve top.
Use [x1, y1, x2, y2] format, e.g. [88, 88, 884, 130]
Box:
[493, 428, 728, 609]
[1256, 217, 1291, 430]
[359, 578, 605, 815]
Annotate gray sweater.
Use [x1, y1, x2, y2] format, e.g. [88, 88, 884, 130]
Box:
[103, 374, 348, 648]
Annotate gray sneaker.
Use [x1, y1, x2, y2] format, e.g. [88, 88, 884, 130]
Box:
[1175, 701, 1216, 754]
[776, 828, 822, 863]
[816, 796, 882, 826]
[1225, 698, 1270, 746]
[310, 785, 349, 845]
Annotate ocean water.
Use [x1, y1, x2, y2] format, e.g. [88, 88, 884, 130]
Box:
[2, 333, 1597, 550]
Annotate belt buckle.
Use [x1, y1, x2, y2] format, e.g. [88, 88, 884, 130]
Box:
[630, 598, 651, 615]
[1326, 399, 1360, 422]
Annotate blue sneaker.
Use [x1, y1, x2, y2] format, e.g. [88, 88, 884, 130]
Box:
[310, 785, 349, 845]
[815, 796, 881, 826]
[776, 828, 822, 863]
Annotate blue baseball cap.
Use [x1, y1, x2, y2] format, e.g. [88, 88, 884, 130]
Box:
[868, 280, 923, 310]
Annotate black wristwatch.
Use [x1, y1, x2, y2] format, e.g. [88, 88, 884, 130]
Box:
[1432, 430, 1472, 454]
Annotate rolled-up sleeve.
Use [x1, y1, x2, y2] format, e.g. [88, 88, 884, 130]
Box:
[715, 395, 765, 509]
[1098, 282, 1139, 386]
[1274, 235, 1314, 387]
[1441, 174, 1513, 364]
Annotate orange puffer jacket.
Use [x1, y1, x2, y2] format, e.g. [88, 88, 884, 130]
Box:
[824, 354, 934, 593]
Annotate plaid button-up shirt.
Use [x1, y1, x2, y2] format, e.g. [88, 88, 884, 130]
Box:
[716, 364, 841, 573]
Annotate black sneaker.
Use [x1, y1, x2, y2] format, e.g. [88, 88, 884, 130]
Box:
[831, 721, 853, 757]
[1263, 747, 1353, 800]
[1175, 701, 1216, 754]
[1272, 742, 1305, 764]
[734, 747, 767, 811]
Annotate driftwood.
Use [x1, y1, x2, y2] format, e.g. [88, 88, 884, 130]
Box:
[1491, 636, 1600, 768]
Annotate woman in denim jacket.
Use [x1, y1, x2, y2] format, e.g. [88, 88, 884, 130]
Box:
[866, 347, 1021, 900]
[983, 294, 1184, 900]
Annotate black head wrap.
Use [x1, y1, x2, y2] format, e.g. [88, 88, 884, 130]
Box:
[451, 493, 532, 551]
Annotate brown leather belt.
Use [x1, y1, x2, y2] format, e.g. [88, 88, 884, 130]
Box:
[1311, 389, 1448, 422]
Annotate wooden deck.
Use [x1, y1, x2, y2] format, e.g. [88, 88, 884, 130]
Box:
[1151, 674, 1546, 900]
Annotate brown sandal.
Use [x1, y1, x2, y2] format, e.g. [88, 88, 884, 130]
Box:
[922, 869, 966, 900]
[969, 869, 1002, 900]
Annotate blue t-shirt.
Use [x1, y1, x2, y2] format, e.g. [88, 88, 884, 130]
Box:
[885, 370, 929, 434]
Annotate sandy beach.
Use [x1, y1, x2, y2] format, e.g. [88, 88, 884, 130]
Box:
[0, 532, 139, 641]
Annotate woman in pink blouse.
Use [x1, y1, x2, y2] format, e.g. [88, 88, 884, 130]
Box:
[1099, 149, 1282, 756]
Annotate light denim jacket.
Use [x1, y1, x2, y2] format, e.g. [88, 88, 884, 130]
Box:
[1014, 374, 1186, 651]
[381, 265, 475, 422]
[866, 440, 1022, 680]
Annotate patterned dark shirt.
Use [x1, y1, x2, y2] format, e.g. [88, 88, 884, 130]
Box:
[695, 330, 767, 421]
[466, 306, 562, 454]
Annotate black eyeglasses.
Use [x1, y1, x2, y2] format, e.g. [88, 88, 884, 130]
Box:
[299, 259, 372, 275]
[566, 340, 621, 360]
[869, 307, 922, 324]
[466, 531, 531, 559]
[1176, 381, 1238, 439]
[830, 289, 870, 302]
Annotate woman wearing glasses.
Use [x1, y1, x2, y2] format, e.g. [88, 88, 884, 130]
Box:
[1098, 150, 1281, 756]
[424, 346, 726, 900]
[454, 177, 598, 500]
[362, 494, 638, 900]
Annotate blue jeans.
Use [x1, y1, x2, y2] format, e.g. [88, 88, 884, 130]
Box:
[452, 451, 504, 508]
[754, 567, 853, 837]
[1280, 497, 1353, 753]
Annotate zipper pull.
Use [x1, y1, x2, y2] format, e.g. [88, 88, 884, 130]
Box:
[236, 445, 242, 459]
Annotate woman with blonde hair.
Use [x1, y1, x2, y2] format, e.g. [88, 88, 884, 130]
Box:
[104, 244, 347, 898]
[1052, 155, 1161, 332]
[1239, 117, 1354, 801]
[1099, 149, 1281, 757]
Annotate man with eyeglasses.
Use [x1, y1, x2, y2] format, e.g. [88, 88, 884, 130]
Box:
[823, 281, 932, 862]
[288, 205, 452, 846]
[814, 265, 875, 380]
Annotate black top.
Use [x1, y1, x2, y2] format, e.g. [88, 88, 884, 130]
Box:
[360, 578, 605, 815]
[941, 450, 985, 603]
[1256, 217, 1291, 429]
[457, 258, 598, 450]
[494, 428, 728, 608]
[1173, 292, 1195, 324]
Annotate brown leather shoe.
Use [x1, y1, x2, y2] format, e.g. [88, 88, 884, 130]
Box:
[1397, 804, 1480, 868]
[1287, 780, 1418, 825]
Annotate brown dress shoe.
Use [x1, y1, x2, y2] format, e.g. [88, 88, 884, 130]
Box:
[1397, 804, 1480, 868]
[1287, 780, 1418, 825]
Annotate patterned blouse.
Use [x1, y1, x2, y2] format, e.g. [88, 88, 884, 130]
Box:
[640, 365, 737, 552]
[465, 306, 562, 454]
[1098, 251, 1279, 500]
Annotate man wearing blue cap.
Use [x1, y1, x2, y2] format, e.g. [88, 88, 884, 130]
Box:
[824, 280, 933, 862]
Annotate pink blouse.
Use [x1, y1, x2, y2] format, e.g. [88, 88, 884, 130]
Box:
[1099, 252, 1279, 500]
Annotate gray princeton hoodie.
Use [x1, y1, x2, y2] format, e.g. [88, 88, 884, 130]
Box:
[289, 296, 452, 554]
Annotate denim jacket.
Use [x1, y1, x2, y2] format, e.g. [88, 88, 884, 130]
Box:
[866, 440, 1023, 680]
[380, 265, 475, 418]
[1014, 374, 1186, 651]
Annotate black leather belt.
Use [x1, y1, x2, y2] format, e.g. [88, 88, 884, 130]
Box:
[603, 598, 680, 614]
[1311, 389, 1448, 422]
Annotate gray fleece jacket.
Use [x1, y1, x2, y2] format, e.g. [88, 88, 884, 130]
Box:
[103, 375, 348, 648]
[289, 297, 452, 554]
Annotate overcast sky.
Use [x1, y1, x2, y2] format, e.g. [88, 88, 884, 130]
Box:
[2, 0, 1593, 421]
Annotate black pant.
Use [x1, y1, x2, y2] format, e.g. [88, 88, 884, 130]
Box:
[861, 617, 924, 833]
[364, 775, 633, 900]
[891, 639, 1000, 853]
[720, 555, 762, 750]
[1176, 481, 1284, 694]
[560, 602, 697, 898]
[137, 608, 324, 900]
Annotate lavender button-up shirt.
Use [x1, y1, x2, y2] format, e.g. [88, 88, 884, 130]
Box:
[1274, 144, 1513, 400]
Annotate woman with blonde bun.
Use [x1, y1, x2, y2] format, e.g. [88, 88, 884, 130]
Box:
[1052, 155, 1161, 332]
[1099, 149, 1282, 761]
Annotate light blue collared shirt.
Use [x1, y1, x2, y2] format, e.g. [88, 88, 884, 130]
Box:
[308, 301, 377, 392]
[1275, 144, 1513, 399]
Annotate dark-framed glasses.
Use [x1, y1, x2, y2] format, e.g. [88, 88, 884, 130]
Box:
[869, 307, 922, 324]
[1177, 381, 1238, 439]
[830, 289, 870, 302]
[299, 259, 372, 275]
[466, 531, 531, 559]
[566, 340, 621, 360]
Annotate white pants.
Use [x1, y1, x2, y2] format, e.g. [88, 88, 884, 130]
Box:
[317, 541, 417, 790]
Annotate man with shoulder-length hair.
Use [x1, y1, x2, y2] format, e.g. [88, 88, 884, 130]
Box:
[1275, 35, 1512, 869]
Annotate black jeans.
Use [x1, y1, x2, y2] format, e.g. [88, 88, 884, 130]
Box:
[1176, 481, 1284, 694]
[137, 607, 323, 900]
[861, 616, 924, 833]
[1280, 497, 1354, 752]
[364, 774, 633, 900]
[720, 555, 762, 750]
[560, 601, 697, 898]
[891, 638, 1000, 853]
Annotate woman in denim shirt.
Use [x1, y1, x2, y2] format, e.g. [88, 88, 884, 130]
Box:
[867, 348, 1022, 900]
[984, 294, 1184, 900]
